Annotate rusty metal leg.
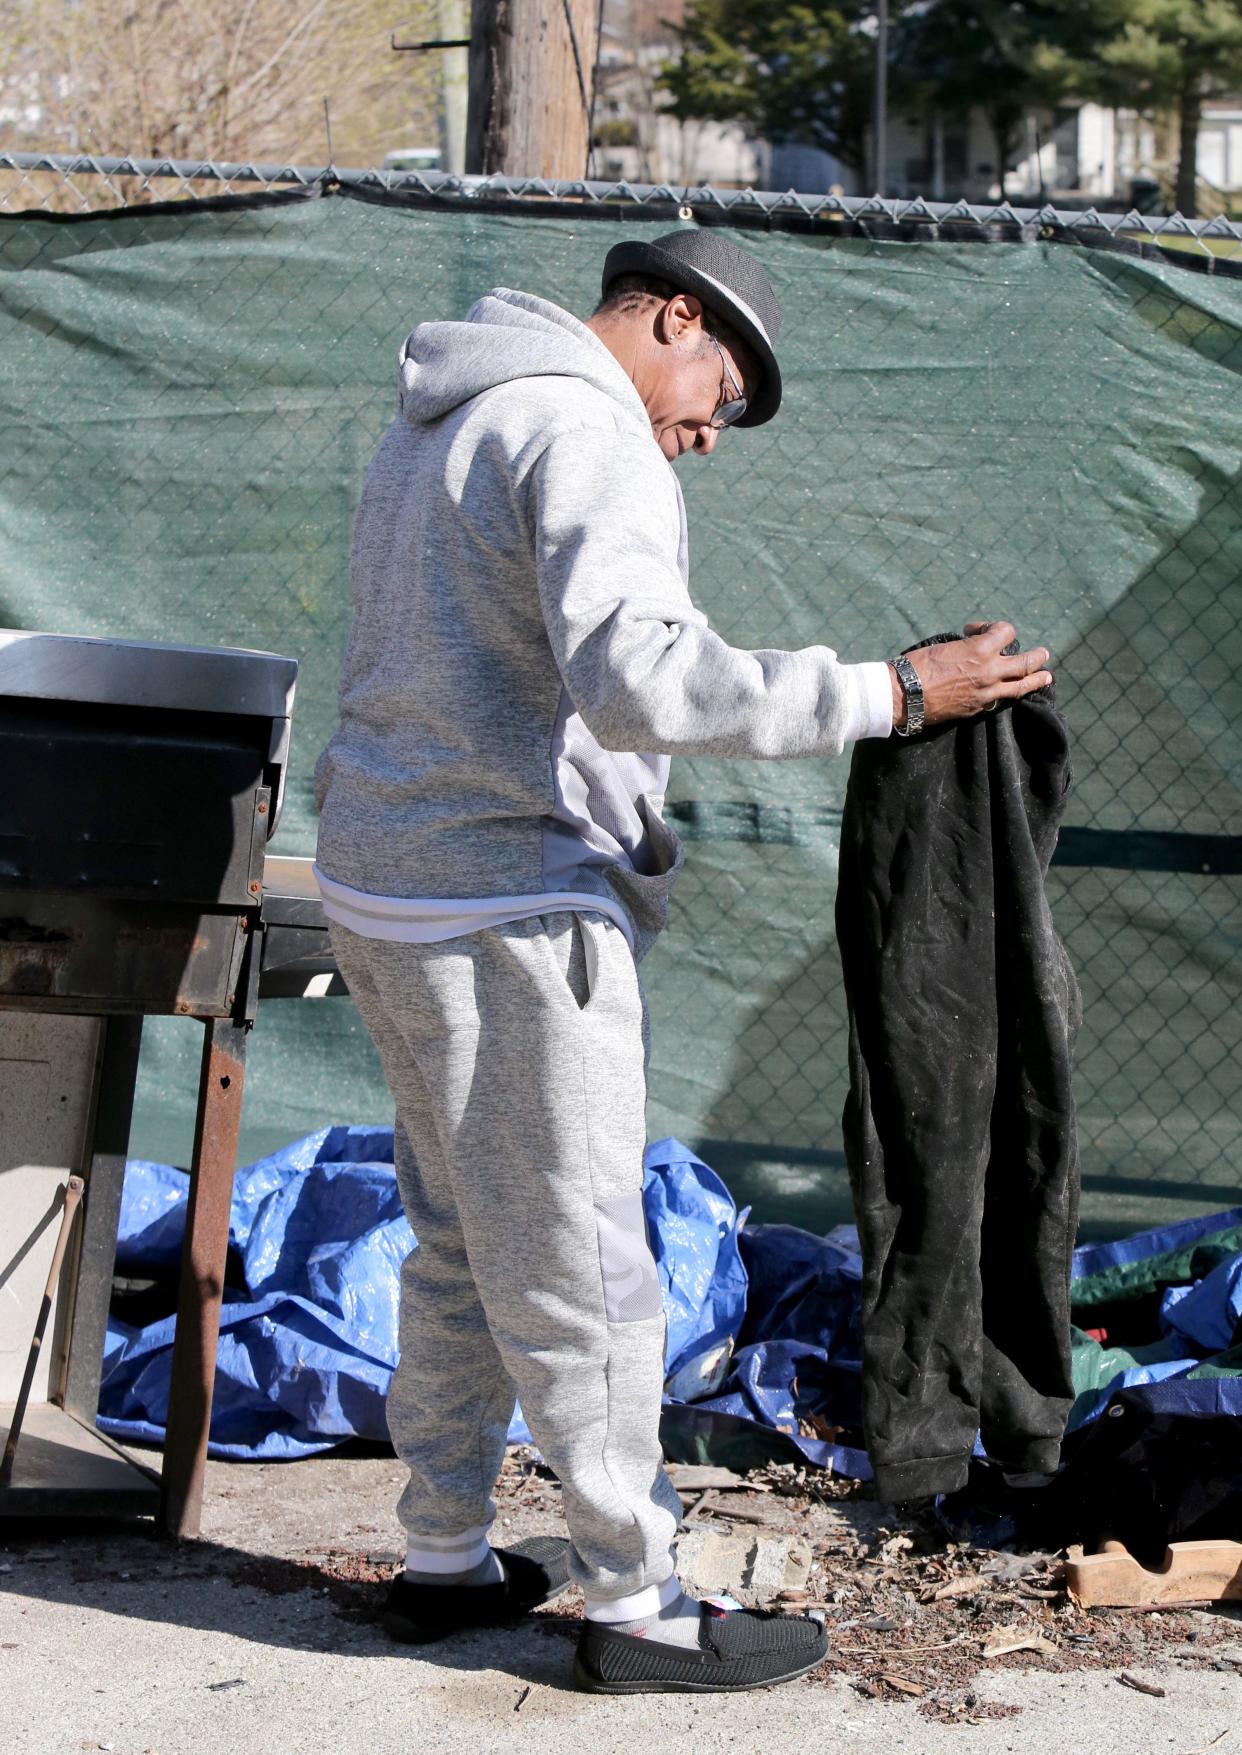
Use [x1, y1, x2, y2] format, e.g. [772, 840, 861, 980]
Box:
[159, 1016, 248, 1539]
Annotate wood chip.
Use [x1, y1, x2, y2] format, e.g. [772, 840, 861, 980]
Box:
[698, 1495, 780, 1526]
[667, 1465, 771, 1493]
[982, 1632, 1059, 1659]
[877, 1673, 925, 1697]
[877, 1534, 915, 1563]
[1117, 1672, 1166, 1698]
[927, 1575, 984, 1601]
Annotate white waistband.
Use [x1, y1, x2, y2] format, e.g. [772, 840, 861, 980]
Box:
[312, 866, 635, 949]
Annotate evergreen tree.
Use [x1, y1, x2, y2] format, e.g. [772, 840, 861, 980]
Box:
[660, 0, 1080, 194]
[1037, 0, 1242, 216]
[893, 0, 1077, 201]
[659, 0, 879, 174]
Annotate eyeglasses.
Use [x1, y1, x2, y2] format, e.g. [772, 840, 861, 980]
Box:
[708, 333, 748, 430]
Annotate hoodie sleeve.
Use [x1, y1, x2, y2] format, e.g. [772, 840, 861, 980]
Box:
[529, 427, 893, 758]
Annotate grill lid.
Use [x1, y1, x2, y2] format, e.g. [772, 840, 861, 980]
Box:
[0, 629, 297, 720]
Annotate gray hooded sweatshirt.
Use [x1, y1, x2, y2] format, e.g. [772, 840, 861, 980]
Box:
[313, 289, 893, 957]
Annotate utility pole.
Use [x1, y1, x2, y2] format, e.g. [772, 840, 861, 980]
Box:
[466, 0, 601, 178]
[872, 0, 888, 195]
[439, 0, 471, 173]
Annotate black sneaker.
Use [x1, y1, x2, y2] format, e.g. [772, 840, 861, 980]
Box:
[381, 1535, 572, 1644]
[574, 1601, 829, 1694]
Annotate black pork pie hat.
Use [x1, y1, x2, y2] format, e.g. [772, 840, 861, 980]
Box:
[600, 229, 783, 427]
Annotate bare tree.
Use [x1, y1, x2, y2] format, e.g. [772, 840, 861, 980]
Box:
[0, 0, 441, 170]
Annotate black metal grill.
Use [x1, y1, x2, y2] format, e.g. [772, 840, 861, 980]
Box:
[0, 628, 298, 1531]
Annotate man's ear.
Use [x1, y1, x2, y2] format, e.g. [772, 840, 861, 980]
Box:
[658, 292, 704, 345]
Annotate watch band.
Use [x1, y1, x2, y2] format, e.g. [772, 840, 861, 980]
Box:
[891, 654, 925, 737]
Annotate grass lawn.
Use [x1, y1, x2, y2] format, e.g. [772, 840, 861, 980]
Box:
[1127, 228, 1242, 262]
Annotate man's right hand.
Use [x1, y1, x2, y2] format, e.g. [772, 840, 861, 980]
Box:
[888, 621, 1052, 732]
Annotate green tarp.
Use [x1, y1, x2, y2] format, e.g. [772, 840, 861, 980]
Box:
[2, 190, 1240, 1238]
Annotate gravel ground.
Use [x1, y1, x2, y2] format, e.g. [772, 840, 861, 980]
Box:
[1, 1445, 1238, 1755]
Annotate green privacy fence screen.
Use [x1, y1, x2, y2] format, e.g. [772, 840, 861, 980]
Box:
[1, 180, 1239, 1240]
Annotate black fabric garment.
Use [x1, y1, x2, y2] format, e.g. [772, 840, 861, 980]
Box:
[835, 645, 1081, 1502]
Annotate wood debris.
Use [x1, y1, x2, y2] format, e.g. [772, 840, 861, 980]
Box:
[1067, 1540, 1242, 1610]
[1117, 1671, 1166, 1698]
[666, 1464, 771, 1494]
[925, 1574, 985, 1602]
[485, 1449, 1216, 1719]
[982, 1631, 1059, 1659]
[876, 1532, 915, 1564]
[695, 1494, 783, 1526]
[877, 1672, 925, 1696]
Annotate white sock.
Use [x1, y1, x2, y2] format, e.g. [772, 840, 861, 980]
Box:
[404, 1526, 504, 1587]
[612, 1588, 705, 1649]
[586, 1577, 705, 1650]
[405, 1550, 505, 1588]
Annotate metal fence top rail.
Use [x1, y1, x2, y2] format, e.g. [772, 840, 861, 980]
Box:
[4, 148, 1242, 243]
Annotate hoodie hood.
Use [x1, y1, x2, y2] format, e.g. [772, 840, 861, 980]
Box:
[397, 287, 652, 431]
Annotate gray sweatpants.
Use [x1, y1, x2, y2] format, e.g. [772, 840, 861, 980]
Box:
[327, 912, 681, 1602]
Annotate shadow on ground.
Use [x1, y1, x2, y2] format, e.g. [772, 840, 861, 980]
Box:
[0, 1517, 589, 1690]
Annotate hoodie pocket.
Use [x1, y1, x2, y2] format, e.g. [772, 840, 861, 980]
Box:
[605, 806, 686, 962]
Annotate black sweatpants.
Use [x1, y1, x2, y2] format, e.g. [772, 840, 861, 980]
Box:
[836, 663, 1081, 1501]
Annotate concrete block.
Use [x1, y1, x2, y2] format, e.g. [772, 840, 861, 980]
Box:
[677, 1526, 812, 1608]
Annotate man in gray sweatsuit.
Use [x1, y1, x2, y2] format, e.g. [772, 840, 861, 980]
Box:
[314, 229, 1052, 1694]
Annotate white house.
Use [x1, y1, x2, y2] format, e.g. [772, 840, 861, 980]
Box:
[1197, 98, 1242, 199]
[771, 103, 1239, 211]
[589, 0, 766, 188]
[590, 0, 1240, 213]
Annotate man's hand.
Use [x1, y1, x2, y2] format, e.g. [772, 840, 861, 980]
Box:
[888, 621, 1052, 732]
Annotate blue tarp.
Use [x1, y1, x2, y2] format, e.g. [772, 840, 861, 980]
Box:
[101, 1131, 756, 1460]
[99, 1128, 1242, 1469]
[104, 1128, 407, 1458]
[1163, 1257, 1242, 1354]
[1067, 1208, 1242, 1429]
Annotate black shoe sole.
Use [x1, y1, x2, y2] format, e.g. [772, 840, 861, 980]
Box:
[382, 1576, 573, 1646]
[572, 1639, 828, 1695]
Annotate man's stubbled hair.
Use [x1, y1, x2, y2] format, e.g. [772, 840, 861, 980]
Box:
[595, 272, 736, 352]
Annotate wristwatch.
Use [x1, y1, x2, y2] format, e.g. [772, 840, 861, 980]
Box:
[891, 654, 925, 738]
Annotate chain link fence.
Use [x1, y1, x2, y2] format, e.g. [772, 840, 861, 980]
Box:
[1, 153, 1239, 1239]
[5, 149, 1242, 253]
